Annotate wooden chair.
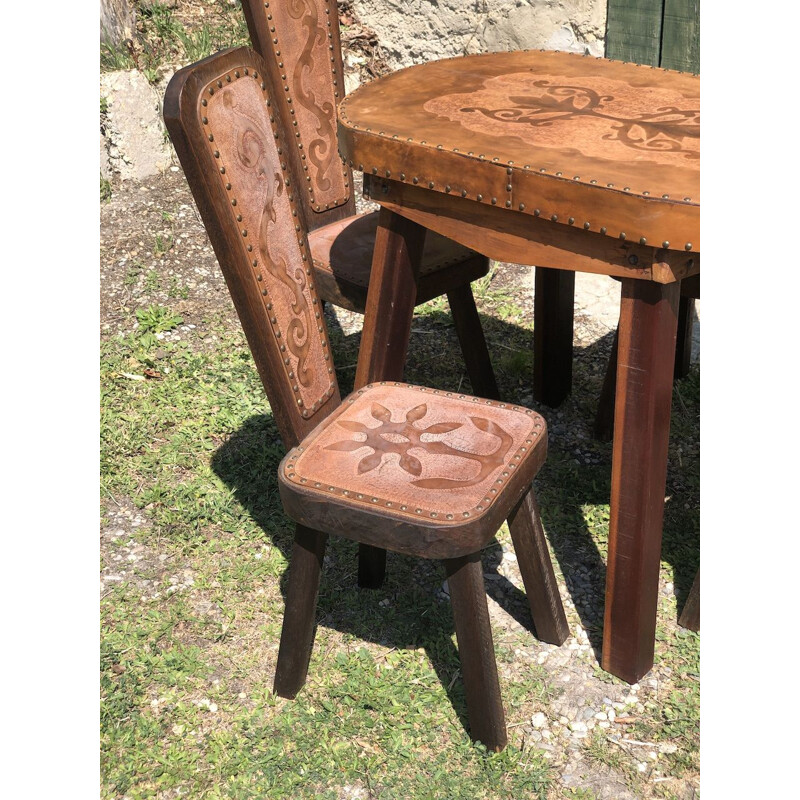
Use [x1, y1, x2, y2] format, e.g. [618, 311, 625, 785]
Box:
[243, 0, 499, 591]
[164, 46, 568, 752]
[240, 0, 499, 403]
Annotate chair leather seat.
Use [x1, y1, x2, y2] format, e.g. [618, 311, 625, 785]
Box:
[307, 212, 490, 312]
[279, 383, 547, 559]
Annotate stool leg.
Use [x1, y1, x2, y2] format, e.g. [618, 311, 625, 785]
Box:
[444, 553, 507, 752]
[447, 278, 501, 401]
[274, 525, 328, 699]
[507, 489, 569, 645]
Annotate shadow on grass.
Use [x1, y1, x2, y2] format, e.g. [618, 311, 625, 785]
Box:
[210, 302, 699, 726]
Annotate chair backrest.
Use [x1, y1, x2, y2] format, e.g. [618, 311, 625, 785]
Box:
[163, 47, 341, 448]
[242, 0, 356, 230]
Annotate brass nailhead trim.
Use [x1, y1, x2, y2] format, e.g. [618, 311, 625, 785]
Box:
[290, 383, 544, 517]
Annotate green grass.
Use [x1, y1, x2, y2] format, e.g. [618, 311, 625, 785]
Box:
[154, 233, 174, 255]
[100, 2, 251, 80]
[101, 175, 113, 203]
[101, 40, 134, 71]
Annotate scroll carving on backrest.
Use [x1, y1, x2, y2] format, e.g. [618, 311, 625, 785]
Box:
[251, 0, 350, 215]
[201, 67, 336, 422]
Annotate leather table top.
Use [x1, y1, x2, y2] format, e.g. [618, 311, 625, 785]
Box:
[338, 50, 699, 252]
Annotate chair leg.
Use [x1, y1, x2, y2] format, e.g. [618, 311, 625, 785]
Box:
[357, 543, 386, 589]
[444, 553, 507, 752]
[507, 488, 570, 645]
[355, 209, 428, 590]
[447, 280, 501, 401]
[678, 568, 700, 632]
[273, 524, 328, 699]
[593, 324, 619, 442]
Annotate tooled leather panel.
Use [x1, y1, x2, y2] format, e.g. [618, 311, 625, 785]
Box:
[267, 0, 349, 212]
[308, 212, 477, 286]
[203, 69, 335, 420]
[424, 72, 699, 169]
[284, 384, 546, 520]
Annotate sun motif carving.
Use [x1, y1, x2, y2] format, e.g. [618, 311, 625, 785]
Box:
[325, 402, 514, 489]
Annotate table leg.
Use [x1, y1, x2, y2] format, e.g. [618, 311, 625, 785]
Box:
[678, 568, 700, 632]
[533, 267, 575, 407]
[593, 322, 619, 442]
[354, 207, 428, 588]
[674, 295, 696, 379]
[601, 279, 679, 683]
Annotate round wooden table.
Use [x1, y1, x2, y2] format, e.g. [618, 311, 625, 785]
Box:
[337, 49, 699, 684]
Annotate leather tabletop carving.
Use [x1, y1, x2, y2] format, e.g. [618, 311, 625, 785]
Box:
[203, 70, 334, 419]
[283, 384, 546, 520]
[338, 50, 700, 250]
[424, 73, 698, 169]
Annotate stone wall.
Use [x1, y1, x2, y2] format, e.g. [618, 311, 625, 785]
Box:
[351, 0, 606, 69]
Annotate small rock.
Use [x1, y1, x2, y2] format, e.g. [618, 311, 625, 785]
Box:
[531, 712, 547, 728]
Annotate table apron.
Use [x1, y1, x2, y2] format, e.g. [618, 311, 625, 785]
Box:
[363, 175, 699, 284]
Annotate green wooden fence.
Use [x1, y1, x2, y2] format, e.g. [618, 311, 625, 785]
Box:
[605, 0, 699, 72]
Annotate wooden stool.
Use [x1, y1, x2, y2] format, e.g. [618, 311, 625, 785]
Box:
[164, 46, 568, 752]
